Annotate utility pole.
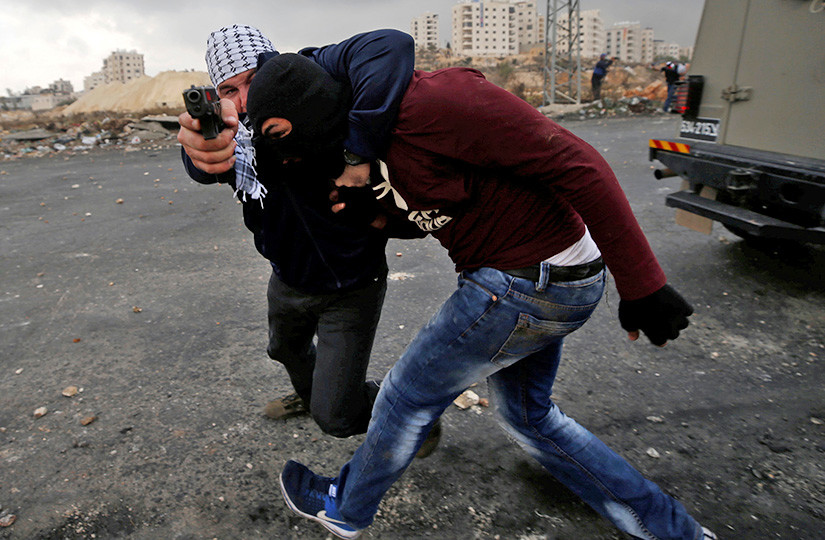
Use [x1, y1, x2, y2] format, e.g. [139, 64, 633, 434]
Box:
[543, 0, 582, 105]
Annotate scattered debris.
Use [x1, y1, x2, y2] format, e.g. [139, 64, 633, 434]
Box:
[646, 447, 661, 459]
[80, 415, 97, 426]
[0, 512, 16, 528]
[759, 432, 793, 453]
[453, 390, 480, 410]
[3, 128, 53, 141]
[541, 96, 662, 121]
[1, 114, 180, 162]
[62, 386, 79, 398]
[33, 407, 48, 418]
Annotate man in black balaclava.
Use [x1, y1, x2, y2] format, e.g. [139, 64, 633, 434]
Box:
[248, 53, 384, 227]
[229, 55, 389, 440]
[245, 53, 433, 451]
[249, 53, 349, 162]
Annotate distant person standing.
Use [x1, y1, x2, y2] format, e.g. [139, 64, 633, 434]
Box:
[661, 61, 682, 112]
[590, 53, 614, 101]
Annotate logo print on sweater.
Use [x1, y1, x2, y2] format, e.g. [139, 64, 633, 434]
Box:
[372, 161, 452, 233]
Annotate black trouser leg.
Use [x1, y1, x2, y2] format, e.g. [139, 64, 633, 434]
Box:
[311, 269, 387, 437]
[266, 266, 387, 437]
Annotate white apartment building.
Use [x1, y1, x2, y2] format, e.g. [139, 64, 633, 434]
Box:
[640, 27, 655, 64]
[452, 0, 515, 56]
[411, 13, 440, 49]
[84, 71, 107, 92]
[514, 1, 542, 51]
[555, 9, 606, 59]
[84, 50, 145, 92]
[28, 94, 64, 111]
[605, 22, 654, 64]
[448, 3, 683, 63]
[49, 79, 74, 94]
[102, 50, 145, 84]
[654, 41, 680, 60]
[654, 41, 693, 61]
[451, 0, 542, 56]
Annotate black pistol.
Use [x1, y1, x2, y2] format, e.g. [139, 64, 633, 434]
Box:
[183, 85, 224, 140]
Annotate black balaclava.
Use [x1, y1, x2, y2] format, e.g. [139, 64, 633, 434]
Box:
[247, 53, 351, 166]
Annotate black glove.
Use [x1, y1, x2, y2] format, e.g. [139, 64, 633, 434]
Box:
[618, 284, 693, 346]
[333, 185, 380, 227]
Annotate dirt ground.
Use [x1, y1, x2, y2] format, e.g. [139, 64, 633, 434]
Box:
[1, 116, 823, 539]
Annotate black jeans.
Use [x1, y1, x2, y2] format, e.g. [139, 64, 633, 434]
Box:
[266, 265, 387, 437]
[591, 76, 603, 100]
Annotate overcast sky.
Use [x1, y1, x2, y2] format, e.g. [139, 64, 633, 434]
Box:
[0, 0, 705, 95]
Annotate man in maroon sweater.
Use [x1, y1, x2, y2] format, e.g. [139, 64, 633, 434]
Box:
[247, 54, 715, 540]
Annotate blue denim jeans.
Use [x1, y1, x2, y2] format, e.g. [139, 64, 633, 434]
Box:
[664, 82, 677, 112]
[335, 266, 702, 540]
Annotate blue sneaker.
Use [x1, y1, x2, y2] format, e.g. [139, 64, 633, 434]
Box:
[279, 460, 362, 539]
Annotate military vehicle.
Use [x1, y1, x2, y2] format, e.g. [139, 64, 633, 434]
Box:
[649, 0, 825, 244]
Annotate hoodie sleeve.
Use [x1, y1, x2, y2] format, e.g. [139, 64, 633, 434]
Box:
[300, 29, 415, 160]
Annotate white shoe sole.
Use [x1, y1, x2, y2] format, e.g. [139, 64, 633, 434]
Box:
[279, 467, 361, 539]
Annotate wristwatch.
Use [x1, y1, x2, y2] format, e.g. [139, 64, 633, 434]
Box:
[343, 149, 367, 166]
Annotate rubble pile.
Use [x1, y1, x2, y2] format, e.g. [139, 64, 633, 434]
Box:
[1, 70, 212, 161]
[612, 66, 670, 101]
[0, 116, 180, 161]
[539, 95, 662, 121]
[415, 48, 673, 113]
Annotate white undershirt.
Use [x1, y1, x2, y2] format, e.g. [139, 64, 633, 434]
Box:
[544, 227, 602, 266]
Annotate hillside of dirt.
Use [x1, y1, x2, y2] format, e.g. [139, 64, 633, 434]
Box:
[60, 71, 211, 116]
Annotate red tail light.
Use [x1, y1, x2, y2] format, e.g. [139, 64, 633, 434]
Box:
[673, 75, 704, 119]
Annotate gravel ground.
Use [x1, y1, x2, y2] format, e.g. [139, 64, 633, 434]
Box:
[1, 116, 823, 539]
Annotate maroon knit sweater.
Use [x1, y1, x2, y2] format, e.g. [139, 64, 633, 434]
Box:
[379, 68, 665, 300]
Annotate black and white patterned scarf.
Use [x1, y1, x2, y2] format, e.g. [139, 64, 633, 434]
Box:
[205, 25, 276, 205]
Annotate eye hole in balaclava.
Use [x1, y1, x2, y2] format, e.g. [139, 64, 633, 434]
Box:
[247, 53, 351, 167]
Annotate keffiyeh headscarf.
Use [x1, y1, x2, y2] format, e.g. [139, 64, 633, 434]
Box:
[205, 25, 277, 205]
[205, 24, 277, 87]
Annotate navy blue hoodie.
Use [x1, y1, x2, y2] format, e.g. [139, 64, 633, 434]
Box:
[182, 30, 415, 293]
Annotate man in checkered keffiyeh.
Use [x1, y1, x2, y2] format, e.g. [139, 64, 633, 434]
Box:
[202, 25, 278, 204]
[177, 26, 421, 441]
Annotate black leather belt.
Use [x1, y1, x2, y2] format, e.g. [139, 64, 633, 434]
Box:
[504, 257, 604, 283]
